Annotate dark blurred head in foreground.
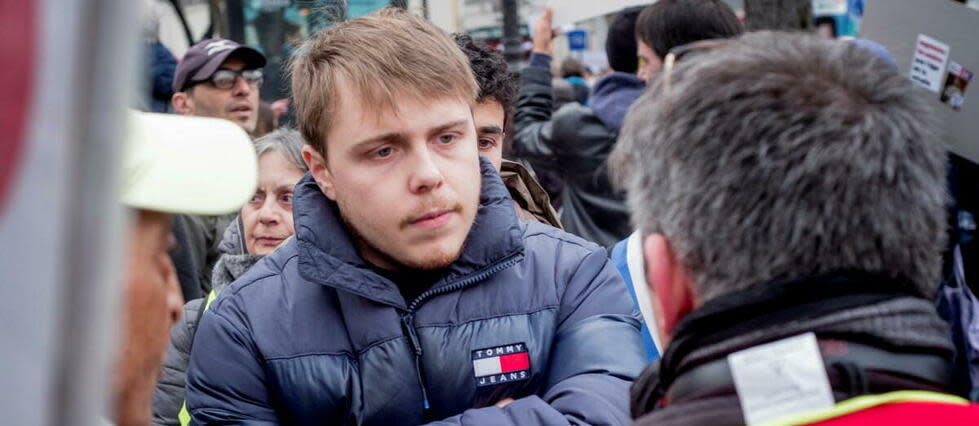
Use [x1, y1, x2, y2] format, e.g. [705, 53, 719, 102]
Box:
[634, 0, 743, 81]
[612, 31, 946, 345]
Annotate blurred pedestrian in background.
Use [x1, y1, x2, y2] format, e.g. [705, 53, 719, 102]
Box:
[614, 32, 979, 425]
[511, 7, 644, 247]
[141, 0, 176, 113]
[559, 57, 590, 105]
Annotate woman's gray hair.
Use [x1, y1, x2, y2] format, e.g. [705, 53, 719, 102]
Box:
[253, 127, 309, 174]
[611, 32, 947, 302]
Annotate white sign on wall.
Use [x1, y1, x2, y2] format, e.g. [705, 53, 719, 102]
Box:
[910, 34, 951, 93]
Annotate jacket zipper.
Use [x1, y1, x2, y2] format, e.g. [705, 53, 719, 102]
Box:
[400, 251, 524, 415]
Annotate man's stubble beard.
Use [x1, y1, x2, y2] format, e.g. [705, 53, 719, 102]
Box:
[334, 193, 472, 271]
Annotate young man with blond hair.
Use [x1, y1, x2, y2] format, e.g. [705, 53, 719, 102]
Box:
[185, 8, 644, 425]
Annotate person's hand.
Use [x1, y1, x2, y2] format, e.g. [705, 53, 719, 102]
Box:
[532, 8, 556, 55]
[494, 397, 515, 408]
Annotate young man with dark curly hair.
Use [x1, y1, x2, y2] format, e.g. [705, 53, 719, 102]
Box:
[452, 33, 561, 229]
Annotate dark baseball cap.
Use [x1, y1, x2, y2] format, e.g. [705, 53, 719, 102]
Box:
[172, 38, 267, 92]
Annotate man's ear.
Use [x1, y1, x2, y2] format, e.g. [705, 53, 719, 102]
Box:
[643, 233, 696, 346]
[171, 91, 193, 115]
[302, 145, 336, 200]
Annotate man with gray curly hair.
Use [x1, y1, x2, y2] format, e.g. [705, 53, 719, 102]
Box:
[615, 32, 979, 425]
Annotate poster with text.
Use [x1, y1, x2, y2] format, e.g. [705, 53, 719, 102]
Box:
[910, 34, 950, 93]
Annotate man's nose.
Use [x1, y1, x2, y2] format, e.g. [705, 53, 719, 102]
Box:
[232, 75, 253, 96]
[407, 148, 445, 194]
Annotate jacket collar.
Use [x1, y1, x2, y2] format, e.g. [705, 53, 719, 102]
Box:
[293, 157, 524, 308]
[499, 160, 562, 229]
[631, 271, 943, 414]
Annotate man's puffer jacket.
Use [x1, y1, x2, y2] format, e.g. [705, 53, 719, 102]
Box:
[185, 159, 647, 425]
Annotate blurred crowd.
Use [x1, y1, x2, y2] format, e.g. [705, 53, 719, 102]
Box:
[106, 1, 979, 425]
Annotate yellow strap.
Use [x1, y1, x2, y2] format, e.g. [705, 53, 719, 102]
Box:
[204, 289, 218, 311]
[760, 390, 969, 426]
[179, 289, 219, 426]
[178, 401, 191, 426]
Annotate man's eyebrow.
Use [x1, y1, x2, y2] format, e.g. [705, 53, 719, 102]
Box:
[351, 132, 406, 149]
[427, 120, 471, 138]
[275, 184, 295, 193]
[478, 125, 503, 135]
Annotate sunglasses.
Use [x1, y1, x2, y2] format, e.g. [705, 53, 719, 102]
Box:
[191, 69, 264, 90]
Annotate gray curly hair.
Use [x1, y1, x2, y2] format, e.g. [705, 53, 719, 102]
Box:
[610, 32, 948, 303]
[253, 127, 309, 174]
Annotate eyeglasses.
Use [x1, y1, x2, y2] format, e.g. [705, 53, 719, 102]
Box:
[661, 39, 729, 92]
[192, 69, 263, 90]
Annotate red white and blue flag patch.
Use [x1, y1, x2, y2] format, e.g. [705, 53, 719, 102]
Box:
[472, 342, 531, 387]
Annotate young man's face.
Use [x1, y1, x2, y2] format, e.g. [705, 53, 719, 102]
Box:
[114, 210, 183, 425]
[472, 98, 506, 171]
[637, 41, 663, 82]
[304, 86, 481, 271]
[172, 57, 261, 133]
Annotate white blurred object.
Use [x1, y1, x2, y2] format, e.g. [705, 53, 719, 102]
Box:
[121, 112, 257, 216]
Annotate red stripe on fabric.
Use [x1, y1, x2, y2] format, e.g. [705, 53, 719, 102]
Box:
[499, 353, 529, 372]
[0, 0, 36, 213]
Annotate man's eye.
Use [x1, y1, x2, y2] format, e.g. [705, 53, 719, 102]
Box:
[249, 193, 262, 203]
[280, 193, 293, 204]
[478, 138, 497, 150]
[373, 147, 393, 158]
[438, 134, 456, 144]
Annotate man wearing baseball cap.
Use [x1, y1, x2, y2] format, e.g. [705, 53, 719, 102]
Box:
[171, 38, 266, 134]
[169, 38, 266, 299]
[112, 111, 256, 425]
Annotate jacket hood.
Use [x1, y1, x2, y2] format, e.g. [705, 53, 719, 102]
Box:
[211, 215, 262, 293]
[589, 72, 645, 132]
[293, 157, 525, 308]
[217, 215, 247, 256]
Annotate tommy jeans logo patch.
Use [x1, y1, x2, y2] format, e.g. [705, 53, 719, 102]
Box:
[472, 342, 531, 387]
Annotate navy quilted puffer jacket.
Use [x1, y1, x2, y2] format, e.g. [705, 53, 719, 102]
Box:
[185, 159, 646, 425]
